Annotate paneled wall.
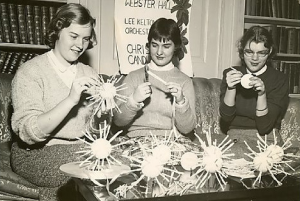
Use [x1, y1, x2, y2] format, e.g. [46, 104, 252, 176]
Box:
[71, 0, 245, 78]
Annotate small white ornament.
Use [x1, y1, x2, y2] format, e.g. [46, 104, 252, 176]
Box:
[241, 74, 254, 89]
[91, 138, 112, 159]
[141, 155, 164, 178]
[253, 152, 274, 173]
[152, 144, 172, 164]
[180, 152, 198, 171]
[99, 83, 117, 99]
[265, 144, 284, 163]
[202, 146, 223, 173]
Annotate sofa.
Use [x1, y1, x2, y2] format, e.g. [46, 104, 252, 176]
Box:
[1, 73, 300, 200]
[0, 73, 39, 201]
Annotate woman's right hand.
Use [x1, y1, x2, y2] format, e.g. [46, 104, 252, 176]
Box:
[133, 82, 152, 103]
[68, 77, 95, 105]
[226, 68, 243, 89]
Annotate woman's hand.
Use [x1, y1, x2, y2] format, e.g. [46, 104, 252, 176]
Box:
[133, 82, 152, 103]
[68, 77, 95, 106]
[226, 69, 243, 89]
[250, 76, 266, 96]
[166, 82, 184, 103]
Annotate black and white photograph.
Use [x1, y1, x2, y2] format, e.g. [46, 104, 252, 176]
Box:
[0, 0, 300, 200]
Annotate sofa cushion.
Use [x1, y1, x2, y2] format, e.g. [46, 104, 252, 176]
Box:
[0, 142, 39, 199]
[193, 77, 228, 135]
[0, 73, 14, 143]
[0, 192, 38, 201]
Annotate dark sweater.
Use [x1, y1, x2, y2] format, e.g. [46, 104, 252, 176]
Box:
[219, 65, 289, 135]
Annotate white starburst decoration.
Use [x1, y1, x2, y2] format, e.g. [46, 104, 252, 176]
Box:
[116, 131, 193, 198]
[76, 121, 127, 171]
[87, 74, 127, 116]
[244, 130, 300, 188]
[186, 127, 235, 190]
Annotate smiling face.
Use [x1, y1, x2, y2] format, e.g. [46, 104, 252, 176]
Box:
[53, 22, 92, 66]
[150, 38, 175, 67]
[243, 41, 270, 73]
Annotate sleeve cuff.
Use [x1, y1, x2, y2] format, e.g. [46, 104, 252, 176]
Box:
[27, 116, 49, 143]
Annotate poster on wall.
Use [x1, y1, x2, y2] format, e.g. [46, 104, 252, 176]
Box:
[115, 0, 193, 77]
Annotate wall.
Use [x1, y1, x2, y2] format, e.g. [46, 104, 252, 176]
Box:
[71, 0, 245, 79]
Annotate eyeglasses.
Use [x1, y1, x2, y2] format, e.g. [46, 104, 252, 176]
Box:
[243, 49, 269, 58]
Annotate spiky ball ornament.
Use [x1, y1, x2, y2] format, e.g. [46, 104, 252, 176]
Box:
[244, 130, 300, 188]
[112, 128, 235, 198]
[189, 126, 235, 190]
[121, 145, 182, 197]
[202, 146, 223, 173]
[76, 121, 126, 170]
[115, 131, 195, 198]
[87, 74, 127, 116]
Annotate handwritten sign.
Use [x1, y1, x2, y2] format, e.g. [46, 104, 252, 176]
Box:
[115, 0, 193, 77]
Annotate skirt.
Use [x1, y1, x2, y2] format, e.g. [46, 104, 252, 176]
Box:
[10, 142, 86, 201]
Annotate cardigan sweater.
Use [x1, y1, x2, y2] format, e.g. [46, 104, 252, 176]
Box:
[219, 65, 289, 135]
[113, 67, 196, 136]
[11, 53, 98, 146]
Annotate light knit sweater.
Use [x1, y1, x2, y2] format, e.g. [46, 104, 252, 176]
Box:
[113, 67, 196, 137]
[11, 53, 98, 146]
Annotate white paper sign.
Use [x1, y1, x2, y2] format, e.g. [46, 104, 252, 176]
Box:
[115, 0, 193, 77]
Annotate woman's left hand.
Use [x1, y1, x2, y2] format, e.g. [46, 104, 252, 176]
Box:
[166, 82, 184, 103]
[250, 76, 266, 96]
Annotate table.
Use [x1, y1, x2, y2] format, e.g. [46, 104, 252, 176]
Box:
[73, 174, 300, 201]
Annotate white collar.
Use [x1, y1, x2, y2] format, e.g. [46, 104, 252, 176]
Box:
[246, 65, 267, 76]
[47, 50, 76, 73]
[148, 60, 175, 71]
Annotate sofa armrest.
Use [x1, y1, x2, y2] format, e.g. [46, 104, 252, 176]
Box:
[0, 142, 39, 199]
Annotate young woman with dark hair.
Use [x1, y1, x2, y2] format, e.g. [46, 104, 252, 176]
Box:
[113, 18, 196, 138]
[219, 26, 289, 158]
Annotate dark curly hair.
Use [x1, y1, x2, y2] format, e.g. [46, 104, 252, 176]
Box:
[146, 18, 182, 63]
[45, 3, 97, 49]
[238, 26, 276, 65]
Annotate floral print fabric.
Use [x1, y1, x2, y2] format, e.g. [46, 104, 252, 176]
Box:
[0, 74, 14, 143]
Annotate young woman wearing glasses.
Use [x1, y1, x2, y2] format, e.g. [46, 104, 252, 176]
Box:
[219, 26, 289, 159]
